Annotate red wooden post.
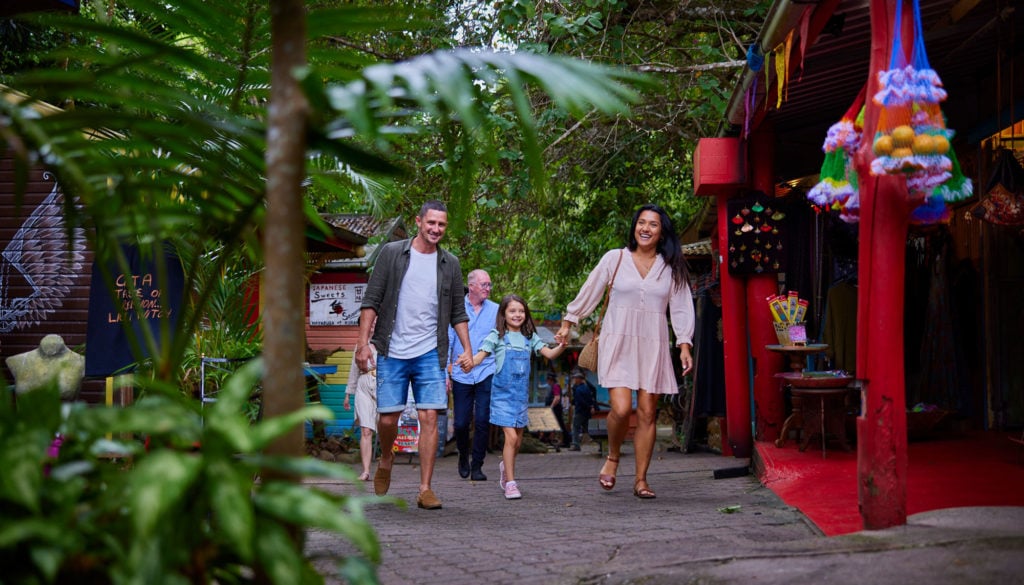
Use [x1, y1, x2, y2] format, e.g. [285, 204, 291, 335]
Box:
[717, 191, 752, 457]
[748, 126, 786, 442]
[855, 0, 914, 529]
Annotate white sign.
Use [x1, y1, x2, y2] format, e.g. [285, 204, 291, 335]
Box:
[309, 283, 365, 326]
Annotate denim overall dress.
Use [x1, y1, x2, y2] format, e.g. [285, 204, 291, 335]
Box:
[488, 334, 531, 429]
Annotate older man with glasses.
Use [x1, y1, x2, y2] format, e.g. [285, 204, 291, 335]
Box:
[447, 269, 499, 481]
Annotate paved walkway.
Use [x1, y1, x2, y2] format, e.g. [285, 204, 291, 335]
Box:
[305, 442, 1024, 584]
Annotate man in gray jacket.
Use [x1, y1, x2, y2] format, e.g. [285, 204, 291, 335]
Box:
[356, 200, 473, 510]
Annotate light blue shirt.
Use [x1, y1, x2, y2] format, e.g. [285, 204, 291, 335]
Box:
[479, 330, 547, 374]
[448, 296, 499, 383]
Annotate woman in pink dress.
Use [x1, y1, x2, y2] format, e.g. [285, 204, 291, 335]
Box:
[555, 204, 694, 499]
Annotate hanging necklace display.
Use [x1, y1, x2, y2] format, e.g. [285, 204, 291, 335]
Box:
[726, 192, 790, 276]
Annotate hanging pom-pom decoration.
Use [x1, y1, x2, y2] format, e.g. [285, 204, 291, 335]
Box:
[870, 0, 952, 186]
[808, 86, 866, 214]
[932, 144, 973, 203]
[909, 192, 951, 225]
[838, 189, 861, 224]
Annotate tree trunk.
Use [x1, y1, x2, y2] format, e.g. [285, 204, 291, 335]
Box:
[264, 0, 308, 463]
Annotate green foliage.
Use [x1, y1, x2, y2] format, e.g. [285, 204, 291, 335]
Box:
[2, 1, 648, 582]
[326, 0, 771, 315]
[0, 362, 382, 584]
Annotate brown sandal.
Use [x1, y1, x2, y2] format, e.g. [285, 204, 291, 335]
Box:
[599, 456, 619, 491]
[633, 479, 656, 499]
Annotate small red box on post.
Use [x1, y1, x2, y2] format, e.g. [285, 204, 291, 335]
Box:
[694, 138, 745, 196]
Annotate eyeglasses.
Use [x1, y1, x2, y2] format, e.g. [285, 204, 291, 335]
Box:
[472, 282, 493, 289]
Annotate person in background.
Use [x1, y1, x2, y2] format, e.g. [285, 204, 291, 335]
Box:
[356, 200, 474, 510]
[556, 203, 694, 499]
[344, 328, 378, 482]
[467, 294, 565, 499]
[448, 269, 499, 481]
[569, 370, 594, 452]
[544, 371, 571, 449]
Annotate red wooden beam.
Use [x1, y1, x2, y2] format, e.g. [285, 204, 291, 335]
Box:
[854, 0, 915, 530]
[748, 125, 786, 442]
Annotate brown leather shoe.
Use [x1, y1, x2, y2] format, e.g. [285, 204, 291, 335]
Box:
[373, 466, 392, 496]
[416, 489, 442, 510]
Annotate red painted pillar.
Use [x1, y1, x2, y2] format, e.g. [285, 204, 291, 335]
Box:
[748, 126, 786, 442]
[717, 191, 752, 457]
[855, 0, 912, 530]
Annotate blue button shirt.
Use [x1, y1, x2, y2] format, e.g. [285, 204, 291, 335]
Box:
[448, 296, 499, 383]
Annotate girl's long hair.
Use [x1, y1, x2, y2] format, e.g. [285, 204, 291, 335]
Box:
[495, 294, 537, 338]
[626, 203, 690, 291]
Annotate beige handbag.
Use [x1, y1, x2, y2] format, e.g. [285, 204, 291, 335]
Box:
[576, 250, 624, 372]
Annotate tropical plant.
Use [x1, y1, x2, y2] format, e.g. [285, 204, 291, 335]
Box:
[0, 361, 382, 584]
[0, 0, 646, 582]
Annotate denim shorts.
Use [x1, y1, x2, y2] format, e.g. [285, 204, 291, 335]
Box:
[376, 348, 447, 413]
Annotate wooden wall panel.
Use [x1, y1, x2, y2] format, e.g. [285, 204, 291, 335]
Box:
[1, 152, 98, 399]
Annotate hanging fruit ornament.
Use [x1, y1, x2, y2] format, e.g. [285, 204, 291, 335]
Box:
[869, 0, 952, 194]
[752, 202, 764, 213]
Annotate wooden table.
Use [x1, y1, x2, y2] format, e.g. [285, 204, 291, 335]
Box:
[766, 344, 829, 372]
[773, 372, 854, 457]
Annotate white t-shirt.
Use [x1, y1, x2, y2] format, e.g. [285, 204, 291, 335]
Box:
[388, 247, 438, 358]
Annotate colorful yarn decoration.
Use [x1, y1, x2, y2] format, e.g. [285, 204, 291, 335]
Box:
[870, 0, 952, 180]
[837, 190, 861, 223]
[909, 192, 951, 225]
[932, 145, 973, 203]
[808, 87, 866, 211]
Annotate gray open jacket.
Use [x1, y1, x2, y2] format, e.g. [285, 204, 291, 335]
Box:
[360, 237, 469, 369]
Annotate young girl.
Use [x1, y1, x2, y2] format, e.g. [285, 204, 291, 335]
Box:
[468, 294, 565, 499]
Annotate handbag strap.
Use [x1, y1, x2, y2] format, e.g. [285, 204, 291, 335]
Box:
[593, 249, 625, 336]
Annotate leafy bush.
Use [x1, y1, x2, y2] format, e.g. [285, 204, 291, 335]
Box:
[0, 359, 383, 584]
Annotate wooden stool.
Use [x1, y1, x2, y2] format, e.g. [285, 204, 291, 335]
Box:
[773, 372, 853, 452]
[792, 387, 852, 457]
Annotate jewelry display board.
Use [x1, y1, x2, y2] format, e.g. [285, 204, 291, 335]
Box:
[725, 194, 790, 275]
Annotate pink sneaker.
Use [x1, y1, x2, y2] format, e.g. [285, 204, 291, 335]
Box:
[504, 480, 522, 500]
[498, 460, 506, 490]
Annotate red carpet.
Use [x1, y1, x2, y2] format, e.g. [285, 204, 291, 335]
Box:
[755, 431, 1024, 536]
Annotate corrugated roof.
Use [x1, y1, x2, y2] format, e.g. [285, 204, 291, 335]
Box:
[724, 0, 1023, 181]
[321, 214, 406, 240]
[318, 215, 407, 271]
[681, 0, 1023, 243]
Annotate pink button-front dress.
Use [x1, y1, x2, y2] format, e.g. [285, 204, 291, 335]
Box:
[565, 247, 694, 394]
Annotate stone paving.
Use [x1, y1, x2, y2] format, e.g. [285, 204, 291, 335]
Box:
[305, 441, 818, 584]
[306, 440, 1024, 585]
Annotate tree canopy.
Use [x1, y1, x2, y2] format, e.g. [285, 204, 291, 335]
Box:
[303, 0, 770, 312]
